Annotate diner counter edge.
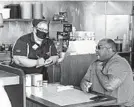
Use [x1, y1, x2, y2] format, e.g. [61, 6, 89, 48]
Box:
[0, 69, 19, 85]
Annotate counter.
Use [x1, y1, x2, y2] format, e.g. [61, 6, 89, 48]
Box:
[26, 83, 116, 107]
[0, 69, 19, 85]
[0, 64, 26, 107]
[0, 52, 11, 62]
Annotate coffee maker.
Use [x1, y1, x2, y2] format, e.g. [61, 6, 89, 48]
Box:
[49, 21, 72, 52]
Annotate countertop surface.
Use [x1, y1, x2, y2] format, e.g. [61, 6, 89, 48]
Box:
[26, 83, 116, 107]
[0, 70, 19, 85]
[0, 52, 11, 62]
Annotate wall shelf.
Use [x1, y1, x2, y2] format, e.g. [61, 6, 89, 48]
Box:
[117, 51, 132, 54]
[4, 19, 33, 22]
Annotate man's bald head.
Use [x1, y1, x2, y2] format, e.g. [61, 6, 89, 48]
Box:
[99, 38, 117, 52]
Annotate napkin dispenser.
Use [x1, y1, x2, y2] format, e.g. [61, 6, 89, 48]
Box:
[25, 73, 43, 87]
[25, 74, 32, 86]
[31, 73, 43, 87]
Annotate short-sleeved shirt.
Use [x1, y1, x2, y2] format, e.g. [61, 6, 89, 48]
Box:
[83, 54, 134, 106]
[12, 33, 57, 74]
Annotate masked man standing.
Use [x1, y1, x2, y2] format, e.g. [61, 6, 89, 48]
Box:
[11, 19, 58, 80]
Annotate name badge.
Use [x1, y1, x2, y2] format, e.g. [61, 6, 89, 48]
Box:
[32, 44, 38, 50]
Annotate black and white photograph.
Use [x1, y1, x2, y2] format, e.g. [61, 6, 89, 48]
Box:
[0, 0, 134, 107]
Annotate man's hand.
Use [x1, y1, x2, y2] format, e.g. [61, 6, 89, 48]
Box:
[96, 62, 103, 71]
[36, 58, 45, 68]
[44, 56, 59, 67]
[44, 58, 53, 67]
[81, 80, 92, 93]
[57, 52, 66, 63]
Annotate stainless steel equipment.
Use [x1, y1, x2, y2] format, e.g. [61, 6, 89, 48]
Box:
[49, 21, 72, 52]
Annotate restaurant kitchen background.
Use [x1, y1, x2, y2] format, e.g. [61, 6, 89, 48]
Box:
[0, 1, 134, 107]
[0, 0, 134, 70]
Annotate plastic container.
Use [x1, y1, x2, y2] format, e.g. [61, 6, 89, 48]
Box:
[33, 2, 42, 19]
[4, 4, 21, 19]
[31, 73, 43, 87]
[21, 2, 32, 19]
[114, 37, 123, 52]
[0, 9, 10, 19]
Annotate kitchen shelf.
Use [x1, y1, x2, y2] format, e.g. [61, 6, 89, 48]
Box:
[117, 51, 132, 54]
[4, 19, 33, 22]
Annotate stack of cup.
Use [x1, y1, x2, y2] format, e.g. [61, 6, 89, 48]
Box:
[33, 2, 43, 19]
[43, 80, 48, 87]
[21, 2, 32, 19]
[122, 34, 129, 52]
[25, 74, 32, 87]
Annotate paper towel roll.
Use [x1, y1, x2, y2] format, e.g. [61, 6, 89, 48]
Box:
[33, 2, 42, 19]
[21, 2, 32, 19]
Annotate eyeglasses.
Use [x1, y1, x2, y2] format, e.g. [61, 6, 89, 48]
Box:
[36, 27, 48, 33]
[96, 45, 111, 50]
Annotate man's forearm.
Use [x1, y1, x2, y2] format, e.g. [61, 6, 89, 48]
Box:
[96, 71, 111, 91]
[97, 71, 122, 91]
[13, 56, 37, 67]
[80, 79, 91, 93]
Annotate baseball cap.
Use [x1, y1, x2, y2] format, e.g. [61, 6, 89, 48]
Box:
[36, 22, 48, 33]
[32, 19, 49, 33]
[32, 19, 47, 27]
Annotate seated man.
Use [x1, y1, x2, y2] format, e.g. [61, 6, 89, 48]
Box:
[80, 38, 134, 107]
[0, 80, 12, 107]
[11, 19, 58, 80]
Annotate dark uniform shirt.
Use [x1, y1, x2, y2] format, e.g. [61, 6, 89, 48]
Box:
[11, 33, 57, 80]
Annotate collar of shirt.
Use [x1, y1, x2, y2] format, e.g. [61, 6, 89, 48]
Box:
[30, 32, 42, 46]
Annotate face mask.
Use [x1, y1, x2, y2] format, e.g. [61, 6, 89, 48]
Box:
[36, 29, 47, 39]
